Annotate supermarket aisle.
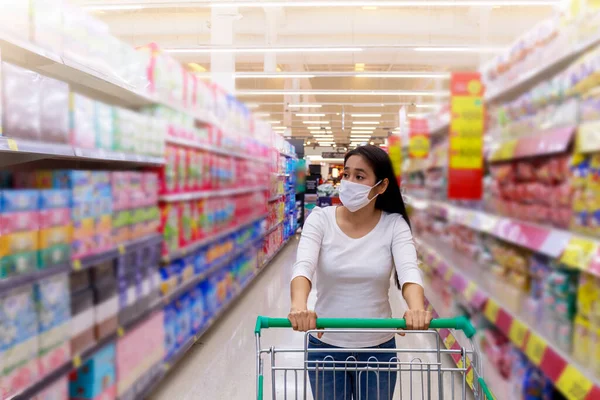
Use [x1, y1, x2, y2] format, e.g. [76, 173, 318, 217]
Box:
[151, 236, 471, 400]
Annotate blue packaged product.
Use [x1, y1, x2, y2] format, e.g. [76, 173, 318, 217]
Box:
[194, 247, 207, 275]
[190, 284, 205, 333]
[0, 284, 38, 351]
[69, 342, 116, 399]
[38, 189, 71, 210]
[1, 190, 40, 212]
[201, 280, 217, 318]
[175, 294, 192, 347]
[52, 170, 91, 190]
[34, 273, 71, 332]
[164, 304, 178, 359]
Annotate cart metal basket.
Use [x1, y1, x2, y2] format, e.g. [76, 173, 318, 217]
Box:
[254, 316, 494, 400]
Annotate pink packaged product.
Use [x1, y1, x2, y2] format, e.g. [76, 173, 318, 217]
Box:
[69, 93, 96, 149]
[39, 208, 71, 230]
[111, 172, 132, 211]
[2, 62, 42, 141]
[0, 211, 40, 235]
[116, 311, 164, 397]
[40, 76, 69, 145]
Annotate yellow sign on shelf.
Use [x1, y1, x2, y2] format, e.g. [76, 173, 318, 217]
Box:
[525, 332, 548, 367]
[560, 236, 598, 270]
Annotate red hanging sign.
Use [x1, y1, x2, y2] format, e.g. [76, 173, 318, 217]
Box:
[448, 72, 485, 200]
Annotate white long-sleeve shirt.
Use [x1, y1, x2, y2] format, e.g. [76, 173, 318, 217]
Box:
[291, 206, 423, 348]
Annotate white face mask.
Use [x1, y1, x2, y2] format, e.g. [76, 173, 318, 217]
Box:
[338, 180, 382, 212]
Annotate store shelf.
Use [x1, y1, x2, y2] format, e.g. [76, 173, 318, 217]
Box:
[8, 299, 163, 400]
[409, 198, 600, 275]
[488, 125, 576, 162]
[417, 235, 600, 400]
[161, 213, 267, 263]
[162, 236, 263, 304]
[159, 186, 268, 202]
[160, 239, 291, 379]
[0, 263, 70, 294]
[265, 220, 284, 236]
[166, 137, 270, 163]
[485, 33, 600, 104]
[74, 234, 163, 272]
[0, 137, 165, 166]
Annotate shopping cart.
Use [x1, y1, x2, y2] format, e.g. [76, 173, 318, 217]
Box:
[254, 316, 494, 400]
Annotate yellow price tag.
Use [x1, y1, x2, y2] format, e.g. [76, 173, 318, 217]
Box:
[73, 259, 82, 271]
[73, 354, 82, 368]
[117, 327, 125, 337]
[483, 299, 500, 323]
[560, 237, 598, 270]
[508, 319, 528, 349]
[463, 282, 477, 302]
[490, 139, 517, 162]
[525, 332, 548, 367]
[555, 365, 593, 400]
[7, 139, 18, 151]
[444, 334, 456, 349]
[118, 244, 126, 255]
[444, 269, 453, 282]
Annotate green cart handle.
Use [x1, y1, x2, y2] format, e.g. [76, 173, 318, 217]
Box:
[254, 315, 476, 338]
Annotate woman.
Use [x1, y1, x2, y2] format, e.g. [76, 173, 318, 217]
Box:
[289, 145, 432, 400]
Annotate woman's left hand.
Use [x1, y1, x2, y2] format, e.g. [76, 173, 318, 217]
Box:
[403, 309, 433, 331]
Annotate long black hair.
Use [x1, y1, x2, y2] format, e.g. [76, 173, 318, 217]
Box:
[344, 145, 412, 289]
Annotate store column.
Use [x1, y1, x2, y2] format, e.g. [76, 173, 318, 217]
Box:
[211, 6, 237, 93]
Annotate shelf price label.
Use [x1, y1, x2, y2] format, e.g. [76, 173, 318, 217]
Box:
[560, 237, 598, 270]
[483, 299, 500, 324]
[508, 319, 528, 349]
[525, 332, 548, 367]
[555, 365, 593, 400]
[7, 139, 18, 151]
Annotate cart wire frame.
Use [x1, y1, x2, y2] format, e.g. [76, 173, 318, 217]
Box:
[255, 316, 495, 400]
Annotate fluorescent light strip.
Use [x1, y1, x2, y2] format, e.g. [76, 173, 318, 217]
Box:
[350, 126, 377, 130]
[237, 90, 449, 97]
[414, 47, 504, 53]
[353, 121, 380, 125]
[288, 104, 322, 108]
[303, 121, 330, 124]
[296, 113, 326, 117]
[415, 104, 443, 109]
[352, 113, 382, 117]
[86, 2, 561, 11]
[167, 47, 363, 54]
[356, 73, 450, 79]
[237, 74, 316, 78]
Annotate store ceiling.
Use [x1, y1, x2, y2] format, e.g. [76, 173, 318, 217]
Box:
[75, 0, 555, 146]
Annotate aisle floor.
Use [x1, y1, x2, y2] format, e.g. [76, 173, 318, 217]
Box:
[151, 237, 474, 400]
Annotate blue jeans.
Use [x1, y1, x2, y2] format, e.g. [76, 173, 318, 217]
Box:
[307, 335, 397, 400]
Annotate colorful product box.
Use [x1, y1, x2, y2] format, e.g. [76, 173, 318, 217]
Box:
[69, 342, 116, 400]
[0, 284, 39, 396]
[38, 190, 71, 210]
[1, 190, 39, 213]
[0, 211, 40, 235]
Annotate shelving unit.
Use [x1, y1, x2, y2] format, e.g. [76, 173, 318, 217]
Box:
[417, 235, 600, 400]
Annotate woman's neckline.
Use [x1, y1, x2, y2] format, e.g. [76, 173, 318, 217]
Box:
[333, 206, 384, 240]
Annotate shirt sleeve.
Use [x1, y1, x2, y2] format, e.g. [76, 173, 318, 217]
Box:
[391, 215, 423, 289]
[291, 207, 325, 283]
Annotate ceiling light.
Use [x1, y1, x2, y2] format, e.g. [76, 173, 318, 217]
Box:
[355, 73, 450, 79]
[355, 63, 365, 72]
[166, 47, 363, 54]
[350, 126, 377, 130]
[85, 5, 144, 11]
[407, 113, 428, 118]
[370, 141, 375, 145]
[351, 135, 372, 138]
[353, 121, 380, 125]
[210, 1, 560, 7]
[362, 6, 378, 9]
[235, 74, 316, 79]
[303, 121, 330, 124]
[352, 113, 382, 117]
[307, 141, 311, 145]
[236, 90, 449, 97]
[296, 113, 326, 117]
[288, 104, 322, 108]
[415, 104, 443, 109]
[414, 47, 505, 53]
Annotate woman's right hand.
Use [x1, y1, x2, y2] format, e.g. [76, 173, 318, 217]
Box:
[288, 308, 322, 338]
